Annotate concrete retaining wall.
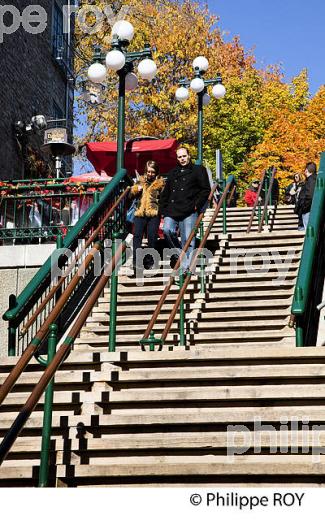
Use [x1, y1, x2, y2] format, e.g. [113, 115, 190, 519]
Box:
[0, 244, 55, 357]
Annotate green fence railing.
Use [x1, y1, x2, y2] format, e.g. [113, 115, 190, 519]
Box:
[291, 152, 325, 346]
[0, 180, 110, 243]
[2, 169, 128, 356]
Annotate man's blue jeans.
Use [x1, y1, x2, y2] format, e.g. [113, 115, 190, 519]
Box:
[302, 212, 310, 230]
[163, 213, 197, 270]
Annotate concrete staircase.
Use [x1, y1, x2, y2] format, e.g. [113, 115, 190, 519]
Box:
[1, 204, 324, 486]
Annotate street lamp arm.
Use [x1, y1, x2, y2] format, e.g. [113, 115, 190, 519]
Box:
[179, 78, 190, 88]
[125, 48, 153, 62]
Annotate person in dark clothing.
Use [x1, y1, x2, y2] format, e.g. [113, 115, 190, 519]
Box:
[285, 173, 305, 229]
[295, 162, 318, 230]
[159, 146, 210, 271]
[285, 173, 305, 205]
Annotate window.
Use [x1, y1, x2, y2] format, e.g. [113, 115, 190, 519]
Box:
[52, 3, 63, 55]
[52, 2, 71, 73]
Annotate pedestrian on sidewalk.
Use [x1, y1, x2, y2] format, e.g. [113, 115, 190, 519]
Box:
[159, 146, 210, 272]
[130, 160, 165, 272]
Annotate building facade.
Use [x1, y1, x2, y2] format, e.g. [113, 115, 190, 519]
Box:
[0, 0, 75, 179]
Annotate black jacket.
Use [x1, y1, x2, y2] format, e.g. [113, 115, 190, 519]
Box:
[295, 172, 317, 215]
[159, 163, 210, 219]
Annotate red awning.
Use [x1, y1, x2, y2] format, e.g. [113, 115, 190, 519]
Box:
[86, 138, 178, 176]
[66, 171, 112, 183]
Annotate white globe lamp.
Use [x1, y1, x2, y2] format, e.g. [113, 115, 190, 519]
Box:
[87, 63, 107, 84]
[190, 77, 205, 93]
[212, 83, 226, 99]
[175, 87, 190, 102]
[112, 20, 135, 42]
[138, 59, 157, 81]
[105, 50, 126, 71]
[125, 72, 139, 91]
[193, 56, 209, 72]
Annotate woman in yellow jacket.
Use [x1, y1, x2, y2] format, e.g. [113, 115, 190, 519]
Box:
[130, 160, 165, 271]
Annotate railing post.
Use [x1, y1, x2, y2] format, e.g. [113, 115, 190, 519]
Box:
[109, 231, 120, 352]
[8, 294, 17, 356]
[179, 271, 185, 347]
[296, 318, 304, 347]
[199, 221, 206, 295]
[264, 174, 269, 225]
[257, 200, 262, 226]
[222, 180, 227, 234]
[38, 323, 58, 487]
[294, 287, 304, 347]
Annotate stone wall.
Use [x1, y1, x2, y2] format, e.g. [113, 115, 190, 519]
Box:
[0, 244, 56, 357]
[0, 0, 74, 180]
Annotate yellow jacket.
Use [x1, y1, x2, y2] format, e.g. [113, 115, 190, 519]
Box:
[130, 176, 165, 218]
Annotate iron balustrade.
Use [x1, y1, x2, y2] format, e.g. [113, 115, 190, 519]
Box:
[0, 181, 110, 243]
[2, 170, 129, 356]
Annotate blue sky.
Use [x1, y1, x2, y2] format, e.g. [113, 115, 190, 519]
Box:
[207, 0, 324, 95]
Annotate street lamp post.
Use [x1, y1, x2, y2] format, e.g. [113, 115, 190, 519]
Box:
[175, 57, 226, 297]
[87, 21, 157, 353]
[87, 20, 157, 171]
[175, 56, 226, 165]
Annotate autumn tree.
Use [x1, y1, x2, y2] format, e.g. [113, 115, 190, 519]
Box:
[74, 0, 325, 194]
[74, 0, 252, 144]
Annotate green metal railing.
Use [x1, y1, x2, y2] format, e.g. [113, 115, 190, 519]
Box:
[0, 180, 109, 243]
[140, 176, 234, 350]
[291, 153, 325, 346]
[2, 169, 129, 356]
[0, 241, 126, 484]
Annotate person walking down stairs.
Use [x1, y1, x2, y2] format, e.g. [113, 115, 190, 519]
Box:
[130, 161, 165, 273]
[160, 146, 210, 271]
[295, 162, 318, 230]
[285, 172, 305, 230]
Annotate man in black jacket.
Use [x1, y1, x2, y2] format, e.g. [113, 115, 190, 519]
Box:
[159, 146, 211, 271]
[296, 162, 318, 230]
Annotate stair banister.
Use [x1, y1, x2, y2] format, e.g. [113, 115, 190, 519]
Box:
[160, 176, 234, 345]
[258, 166, 277, 233]
[291, 152, 325, 346]
[0, 242, 126, 466]
[246, 169, 267, 233]
[140, 183, 220, 346]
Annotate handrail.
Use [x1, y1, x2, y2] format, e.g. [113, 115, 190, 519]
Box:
[141, 177, 234, 345]
[0, 181, 109, 192]
[3, 168, 127, 324]
[0, 243, 102, 406]
[141, 183, 219, 342]
[160, 177, 234, 344]
[227, 184, 236, 207]
[0, 243, 126, 465]
[2, 169, 128, 356]
[246, 169, 267, 233]
[258, 166, 276, 233]
[291, 152, 325, 346]
[20, 187, 129, 337]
